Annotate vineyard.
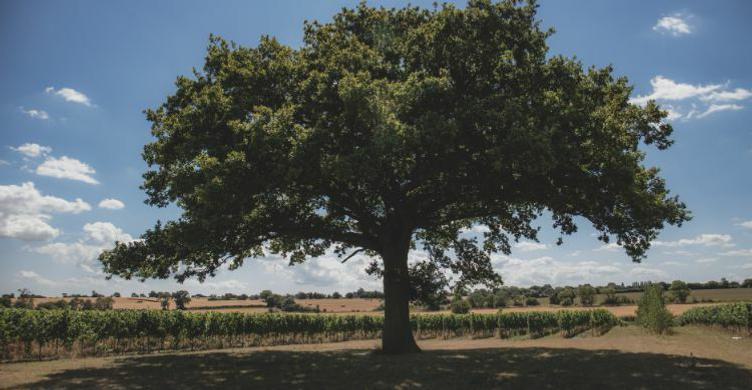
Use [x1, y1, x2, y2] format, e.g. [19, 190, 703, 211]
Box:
[0, 308, 618, 362]
[676, 302, 752, 333]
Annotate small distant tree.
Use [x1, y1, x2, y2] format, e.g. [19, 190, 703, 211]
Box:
[263, 294, 283, 309]
[493, 290, 509, 308]
[94, 297, 114, 310]
[450, 298, 471, 314]
[259, 290, 274, 302]
[172, 290, 191, 310]
[280, 296, 298, 311]
[331, 291, 342, 299]
[14, 288, 34, 309]
[160, 294, 170, 310]
[636, 284, 673, 334]
[558, 288, 576, 306]
[668, 280, 690, 303]
[549, 289, 560, 305]
[131, 293, 139, 298]
[578, 284, 596, 306]
[742, 279, 752, 288]
[112, 292, 121, 297]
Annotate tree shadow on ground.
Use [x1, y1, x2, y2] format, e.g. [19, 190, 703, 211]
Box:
[16, 347, 752, 389]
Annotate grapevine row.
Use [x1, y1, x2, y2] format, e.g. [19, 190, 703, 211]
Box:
[676, 302, 752, 333]
[0, 308, 617, 361]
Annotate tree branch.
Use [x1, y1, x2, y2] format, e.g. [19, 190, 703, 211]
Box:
[340, 248, 365, 263]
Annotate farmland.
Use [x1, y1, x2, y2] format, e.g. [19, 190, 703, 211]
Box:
[13, 298, 720, 318]
[24, 287, 752, 316]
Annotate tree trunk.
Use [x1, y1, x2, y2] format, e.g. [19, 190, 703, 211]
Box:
[381, 235, 420, 354]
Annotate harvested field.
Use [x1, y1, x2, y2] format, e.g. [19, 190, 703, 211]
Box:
[24, 297, 735, 317]
[26, 297, 383, 313]
[2, 326, 750, 389]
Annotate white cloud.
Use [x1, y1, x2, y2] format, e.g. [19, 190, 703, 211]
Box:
[17, 270, 58, 287]
[513, 241, 547, 252]
[627, 266, 668, 280]
[98, 198, 125, 210]
[460, 225, 490, 235]
[737, 220, 752, 229]
[695, 257, 719, 264]
[183, 279, 249, 293]
[664, 106, 683, 121]
[701, 88, 752, 102]
[719, 249, 752, 257]
[2, 215, 60, 242]
[492, 255, 627, 286]
[259, 251, 380, 291]
[0, 182, 90, 241]
[83, 222, 133, 243]
[631, 76, 722, 106]
[653, 14, 692, 36]
[595, 243, 621, 251]
[630, 76, 750, 121]
[35, 242, 104, 266]
[36, 156, 98, 184]
[653, 234, 733, 248]
[10, 143, 52, 158]
[33, 222, 134, 272]
[20, 108, 49, 120]
[45, 86, 93, 107]
[696, 104, 743, 118]
[662, 250, 696, 257]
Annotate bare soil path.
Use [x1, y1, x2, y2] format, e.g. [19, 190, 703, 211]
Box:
[1, 326, 750, 389]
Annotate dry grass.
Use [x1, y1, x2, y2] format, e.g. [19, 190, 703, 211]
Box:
[2, 326, 750, 389]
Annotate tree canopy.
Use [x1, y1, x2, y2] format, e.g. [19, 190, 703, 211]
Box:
[99, 0, 689, 353]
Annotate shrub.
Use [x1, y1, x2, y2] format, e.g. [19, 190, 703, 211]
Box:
[450, 299, 471, 314]
[13, 298, 34, 309]
[493, 291, 508, 307]
[36, 300, 70, 310]
[602, 295, 633, 306]
[525, 297, 540, 306]
[578, 284, 596, 306]
[668, 280, 690, 304]
[636, 284, 673, 334]
[94, 297, 114, 310]
[171, 290, 191, 310]
[557, 288, 576, 307]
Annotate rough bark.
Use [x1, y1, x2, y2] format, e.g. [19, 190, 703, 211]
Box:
[380, 232, 420, 354]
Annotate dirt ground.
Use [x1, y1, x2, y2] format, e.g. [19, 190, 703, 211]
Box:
[1, 326, 750, 389]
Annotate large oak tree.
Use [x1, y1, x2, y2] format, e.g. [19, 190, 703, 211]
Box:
[100, 0, 689, 353]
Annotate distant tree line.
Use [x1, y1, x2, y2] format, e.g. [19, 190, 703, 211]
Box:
[4, 278, 751, 311]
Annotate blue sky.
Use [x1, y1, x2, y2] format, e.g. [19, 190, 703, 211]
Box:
[1, 0, 751, 296]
